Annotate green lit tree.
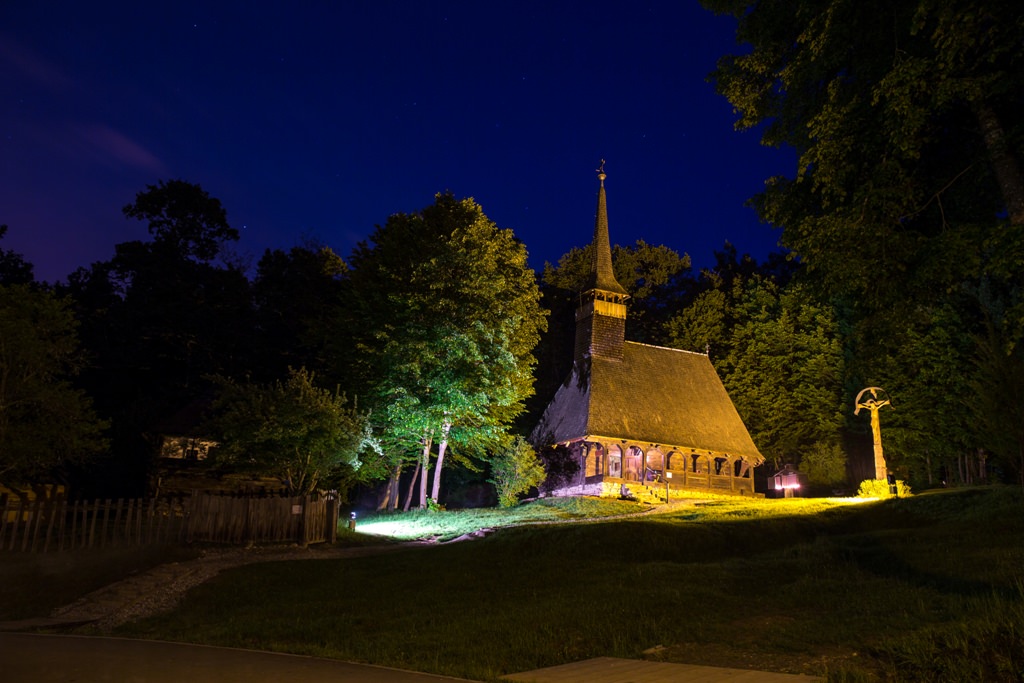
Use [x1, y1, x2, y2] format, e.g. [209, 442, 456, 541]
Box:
[0, 285, 107, 496]
[208, 367, 370, 495]
[719, 279, 847, 468]
[347, 194, 546, 508]
[489, 437, 546, 508]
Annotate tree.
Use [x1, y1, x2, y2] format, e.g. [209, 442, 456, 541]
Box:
[540, 240, 692, 344]
[702, 0, 1023, 306]
[251, 242, 349, 382]
[208, 367, 371, 495]
[969, 323, 1024, 487]
[0, 285, 107, 493]
[801, 442, 848, 487]
[719, 279, 847, 467]
[666, 259, 847, 470]
[122, 179, 239, 263]
[703, 0, 1024, 481]
[489, 437, 546, 508]
[61, 180, 252, 496]
[346, 193, 546, 507]
[0, 225, 35, 285]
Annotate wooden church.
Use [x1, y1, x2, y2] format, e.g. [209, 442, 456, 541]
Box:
[530, 166, 765, 498]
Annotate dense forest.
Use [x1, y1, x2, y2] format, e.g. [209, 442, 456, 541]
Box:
[2, 0, 1022, 504]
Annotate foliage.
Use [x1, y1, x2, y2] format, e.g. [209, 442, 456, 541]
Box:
[540, 239, 692, 344]
[0, 225, 35, 285]
[208, 367, 371, 495]
[122, 179, 239, 263]
[969, 323, 1024, 486]
[488, 437, 546, 507]
[800, 441, 848, 486]
[0, 285, 108, 489]
[702, 0, 1024, 302]
[666, 264, 846, 467]
[60, 180, 253, 495]
[346, 193, 547, 505]
[251, 242, 349, 382]
[857, 478, 912, 498]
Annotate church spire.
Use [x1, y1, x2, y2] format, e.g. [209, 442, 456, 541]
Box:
[586, 161, 628, 296]
[574, 161, 628, 362]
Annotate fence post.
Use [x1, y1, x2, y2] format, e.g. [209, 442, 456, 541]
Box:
[42, 498, 60, 553]
[325, 490, 338, 544]
[0, 497, 11, 549]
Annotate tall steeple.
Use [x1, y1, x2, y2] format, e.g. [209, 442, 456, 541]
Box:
[585, 161, 628, 296]
[574, 162, 629, 362]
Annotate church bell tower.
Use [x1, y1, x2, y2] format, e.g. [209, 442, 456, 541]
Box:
[574, 162, 629, 362]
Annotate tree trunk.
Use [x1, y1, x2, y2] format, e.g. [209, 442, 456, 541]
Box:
[389, 463, 402, 510]
[378, 463, 401, 511]
[419, 437, 432, 509]
[974, 101, 1024, 224]
[429, 421, 452, 504]
[402, 461, 421, 512]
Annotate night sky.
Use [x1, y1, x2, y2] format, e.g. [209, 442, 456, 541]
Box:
[2, 2, 795, 285]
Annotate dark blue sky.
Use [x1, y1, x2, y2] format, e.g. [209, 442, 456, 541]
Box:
[1, 2, 795, 284]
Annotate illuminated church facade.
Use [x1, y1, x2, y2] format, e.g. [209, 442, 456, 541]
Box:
[529, 167, 764, 498]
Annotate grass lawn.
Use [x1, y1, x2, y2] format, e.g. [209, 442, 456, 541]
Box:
[110, 487, 1024, 682]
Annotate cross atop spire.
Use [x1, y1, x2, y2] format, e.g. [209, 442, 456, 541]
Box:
[585, 161, 627, 296]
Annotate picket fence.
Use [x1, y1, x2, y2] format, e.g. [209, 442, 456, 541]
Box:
[0, 491, 340, 553]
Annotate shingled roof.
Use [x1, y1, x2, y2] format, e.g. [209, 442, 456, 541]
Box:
[532, 342, 765, 462]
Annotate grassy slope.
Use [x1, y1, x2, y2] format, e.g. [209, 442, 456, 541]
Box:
[114, 489, 1024, 681]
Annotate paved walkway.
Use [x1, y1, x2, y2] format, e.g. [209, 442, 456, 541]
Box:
[506, 657, 821, 682]
[1, 632, 476, 682]
[3, 634, 822, 683]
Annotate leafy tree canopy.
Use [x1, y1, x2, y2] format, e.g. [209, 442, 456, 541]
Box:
[208, 367, 371, 495]
[346, 193, 547, 504]
[0, 285, 107, 489]
[0, 225, 35, 286]
[702, 0, 1024, 318]
[122, 179, 239, 263]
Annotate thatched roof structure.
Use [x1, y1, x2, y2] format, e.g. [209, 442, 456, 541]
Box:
[532, 342, 764, 461]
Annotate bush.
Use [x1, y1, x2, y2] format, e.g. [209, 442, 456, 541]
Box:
[801, 442, 848, 485]
[857, 478, 912, 498]
[489, 438, 546, 507]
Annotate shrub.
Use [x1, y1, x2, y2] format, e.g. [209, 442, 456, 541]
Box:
[857, 478, 912, 498]
[801, 442, 848, 485]
[489, 437, 546, 507]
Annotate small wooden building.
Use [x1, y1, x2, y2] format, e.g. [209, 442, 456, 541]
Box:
[530, 168, 764, 498]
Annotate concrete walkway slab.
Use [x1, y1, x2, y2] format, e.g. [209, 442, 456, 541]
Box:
[503, 657, 821, 683]
[2, 632, 478, 683]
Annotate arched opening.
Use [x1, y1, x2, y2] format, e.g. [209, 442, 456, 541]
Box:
[624, 446, 643, 481]
[734, 457, 751, 478]
[646, 448, 664, 481]
[607, 444, 623, 478]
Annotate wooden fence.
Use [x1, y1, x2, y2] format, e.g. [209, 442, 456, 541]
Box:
[0, 491, 339, 553]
